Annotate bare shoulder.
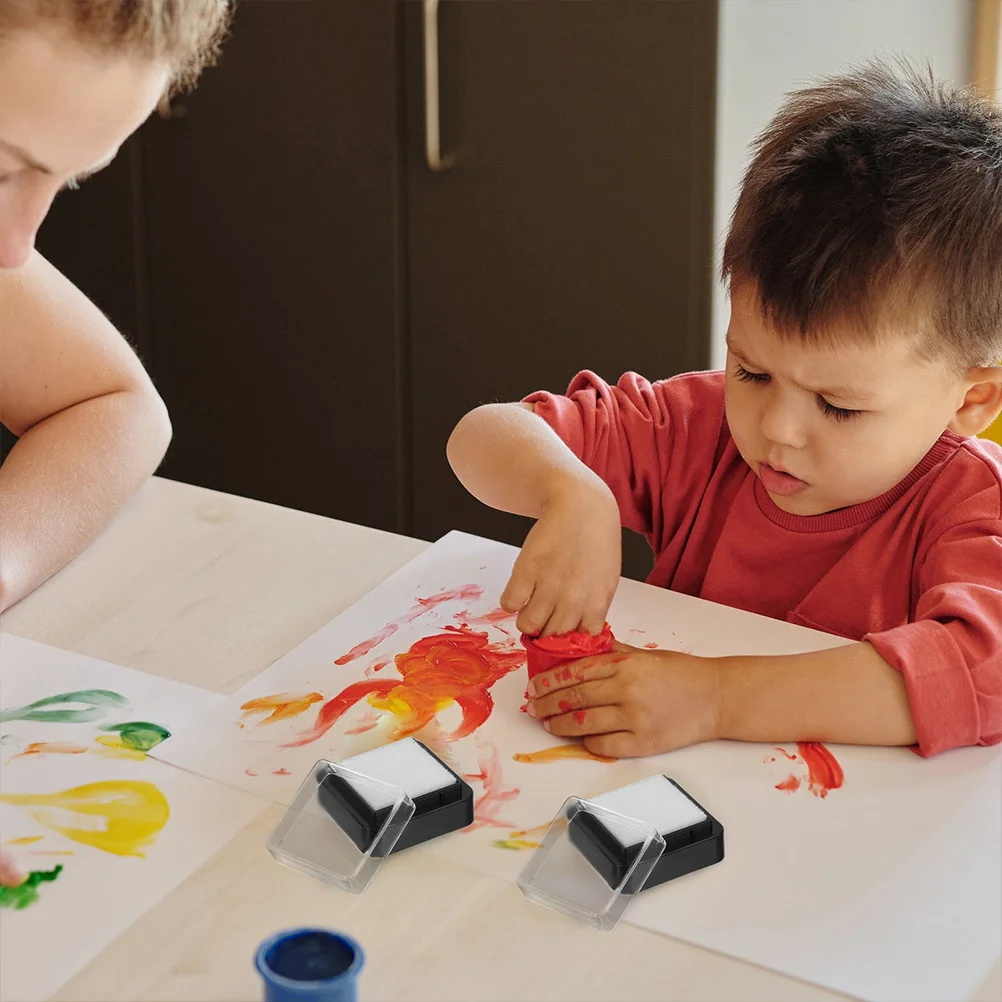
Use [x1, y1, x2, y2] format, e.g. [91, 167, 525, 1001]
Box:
[0, 252, 153, 436]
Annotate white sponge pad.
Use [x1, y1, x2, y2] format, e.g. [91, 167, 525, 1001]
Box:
[589, 775, 706, 848]
[338, 738, 457, 811]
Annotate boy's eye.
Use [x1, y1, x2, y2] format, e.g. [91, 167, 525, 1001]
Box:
[734, 364, 769, 384]
[818, 397, 862, 422]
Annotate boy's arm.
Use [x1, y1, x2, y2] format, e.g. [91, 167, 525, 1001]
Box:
[716, 641, 918, 746]
[0, 252, 172, 612]
[448, 401, 622, 635]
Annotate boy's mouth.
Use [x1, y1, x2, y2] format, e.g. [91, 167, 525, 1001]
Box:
[758, 462, 810, 497]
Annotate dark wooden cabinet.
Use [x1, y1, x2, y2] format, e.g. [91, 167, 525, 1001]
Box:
[34, 0, 717, 579]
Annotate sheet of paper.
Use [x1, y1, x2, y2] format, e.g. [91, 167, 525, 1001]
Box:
[154, 530, 1002, 1002]
[0, 635, 267, 1002]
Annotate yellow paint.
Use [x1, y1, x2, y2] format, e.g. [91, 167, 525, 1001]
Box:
[240, 692, 323, 724]
[92, 734, 147, 760]
[29, 850, 74, 856]
[12, 741, 88, 759]
[0, 780, 169, 857]
[5, 835, 43, 845]
[512, 743, 617, 764]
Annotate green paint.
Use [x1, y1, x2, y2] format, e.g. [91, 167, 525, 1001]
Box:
[0, 866, 63, 910]
[99, 721, 171, 752]
[0, 690, 128, 725]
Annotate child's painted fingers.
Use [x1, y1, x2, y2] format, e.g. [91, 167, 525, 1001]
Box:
[529, 678, 614, 719]
[543, 704, 622, 737]
[529, 652, 626, 695]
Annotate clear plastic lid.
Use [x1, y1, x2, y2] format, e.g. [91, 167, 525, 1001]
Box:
[265, 760, 415, 895]
[516, 796, 665, 931]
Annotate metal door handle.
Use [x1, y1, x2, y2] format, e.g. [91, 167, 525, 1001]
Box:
[423, 0, 452, 171]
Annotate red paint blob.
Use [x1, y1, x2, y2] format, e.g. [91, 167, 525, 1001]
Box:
[797, 742, 844, 798]
[244, 769, 257, 777]
[775, 773, 800, 793]
[273, 768, 291, 776]
[775, 747, 799, 761]
[520, 625, 615, 679]
[573, 710, 587, 725]
[642, 642, 659, 649]
[558, 700, 573, 714]
[519, 703, 528, 714]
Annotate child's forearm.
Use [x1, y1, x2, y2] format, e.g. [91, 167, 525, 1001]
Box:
[715, 641, 918, 746]
[0, 386, 171, 612]
[447, 402, 612, 518]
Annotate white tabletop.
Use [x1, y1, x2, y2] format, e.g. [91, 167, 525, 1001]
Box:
[4, 477, 999, 1002]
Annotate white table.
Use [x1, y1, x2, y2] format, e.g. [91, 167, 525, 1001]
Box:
[4, 477, 999, 1002]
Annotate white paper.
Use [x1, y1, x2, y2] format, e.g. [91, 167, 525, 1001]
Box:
[0, 635, 266, 1002]
[155, 530, 1002, 1002]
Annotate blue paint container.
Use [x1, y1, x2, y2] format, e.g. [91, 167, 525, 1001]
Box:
[254, 928, 364, 1002]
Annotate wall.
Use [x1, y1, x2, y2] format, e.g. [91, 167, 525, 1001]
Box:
[710, 0, 974, 368]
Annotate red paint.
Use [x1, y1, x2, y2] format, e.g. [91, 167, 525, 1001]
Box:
[453, 606, 516, 632]
[540, 678, 550, 688]
[244, 769, 257, 777]
[798, 741, 844, 798]
[775, 747, 799, 761]
[273, 768, 291, 776]
[557, 700, 573, 714]
[558, 667, 573, 682]
[775, 773, 800, 793]
[573, 710, 587, 725]
[642, 642, 659, 649]
[287, 625, 525, 747]
[520, 625, 615, 679]
[467, 741, 520, 830]
[519, 703, 528, 714]
[334, 584, 484, 664]
[370, 660, 391, 673]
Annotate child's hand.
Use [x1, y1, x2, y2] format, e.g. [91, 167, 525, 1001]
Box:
[501, 484, 621, 636]
[0, 848, 25, 888]
[526, 644, 720, 757]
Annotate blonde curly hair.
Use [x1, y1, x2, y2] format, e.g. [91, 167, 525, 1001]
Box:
[0, 0, 231, 93]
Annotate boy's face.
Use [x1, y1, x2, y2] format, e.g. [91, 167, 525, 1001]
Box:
[724, 283, 968, 516]
[0, 26, 168, 269]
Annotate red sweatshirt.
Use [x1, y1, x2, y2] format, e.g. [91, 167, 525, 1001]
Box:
[526, 370, 1002, 756]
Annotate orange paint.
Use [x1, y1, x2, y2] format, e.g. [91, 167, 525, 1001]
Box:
[240, 692, 323, 724]
[643, 642, 659, 649]
[334, 585, 484, 665]
[798, 742, 844, 798]
[512, 743, 616, 764]
[273, 768, 291, 776]
[288, 626, 525, 747]
[5, 836, 44, 846]
[775, 773, 800, 793]
[13, 741, 88, 759]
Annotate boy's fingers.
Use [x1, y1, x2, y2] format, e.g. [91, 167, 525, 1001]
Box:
[516, 589, 557, 637]
[500, 572, 533, 615]
[530, 678, 614, 719]
[529, 653, 625, 695]
[578, 601, 610, 636]
[544, 704, 623, 737]
[584, 732, 637, 759]
[541, 600, 584, 638]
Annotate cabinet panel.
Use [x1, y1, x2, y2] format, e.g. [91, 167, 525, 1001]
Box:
[142, 0, 407, 530]
[404, 0, 717, 575]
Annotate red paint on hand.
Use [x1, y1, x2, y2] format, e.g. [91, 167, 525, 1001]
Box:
[557, 700, 573, 714]
[573, 710, 587, 725]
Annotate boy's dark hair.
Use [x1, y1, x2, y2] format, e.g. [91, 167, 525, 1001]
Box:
[722, 60, 1002, 369]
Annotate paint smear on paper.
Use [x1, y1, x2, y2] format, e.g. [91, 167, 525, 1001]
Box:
[5, 836, 43, 846]
[345, 710, 381, 735]
[272, 768, 291, 776]
[453, 606, 516, 634]
[288, 625, 524, 747]
[775, 747, 799, 762]
[240, 693, 323, 725]
[0, 780, 170, 856]
[0, 689, 127, 725]
[493, 821, 550, 851]
[94, 722, 171, 759]
[334, 585, 484, 665]
[245, 769, 257, 777]
[466, 739, 520, 829]
[775, 774, 800, 793]
[798, 742, 844, 798]
[643, 642, 659, 649]
[0, 865, 63, 910]
[513, 743, 617, 764]
[12, 741, 88, 759]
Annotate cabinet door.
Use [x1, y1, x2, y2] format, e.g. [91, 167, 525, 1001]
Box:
[404, 0, 717, 574]
[141, 0, 408, 530]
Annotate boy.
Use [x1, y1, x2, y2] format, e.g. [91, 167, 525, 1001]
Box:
[448, 62, 1002, 762]
[0, 0, 228, 884]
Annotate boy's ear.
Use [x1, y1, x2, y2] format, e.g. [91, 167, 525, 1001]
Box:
[948, 366, 1002, 437]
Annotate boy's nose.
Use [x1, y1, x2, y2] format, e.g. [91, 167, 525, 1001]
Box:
[760, 398, 808, 450]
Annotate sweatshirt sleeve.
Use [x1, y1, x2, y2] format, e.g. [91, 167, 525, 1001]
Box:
[524, 370, 677, 538]
[866, 498, 1002, 756]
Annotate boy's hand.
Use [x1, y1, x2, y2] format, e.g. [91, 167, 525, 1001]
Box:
[501, 484, 621, 637]
[526, 644, 721, 757]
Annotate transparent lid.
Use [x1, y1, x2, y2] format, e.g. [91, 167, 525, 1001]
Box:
[265, 760, 415, 895]
[516, 796, 665, 931]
